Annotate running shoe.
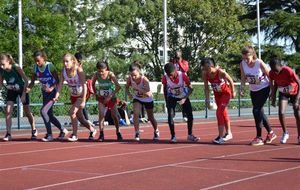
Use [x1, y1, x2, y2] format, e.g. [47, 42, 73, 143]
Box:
[170, 136, 177, 143]
[187, 134, 200, 142]
[135, 131, 140, 141]
[280, 132, 289, 144]
[213, 136, 225, 144]
[31, 129, 38, 140]
[98, 131, 104, 142]
[222, 133, 233, 141]
[42, 134, 53, 142]
[117, 132, 123, 141]
[57, 128, 69, 140]
[153, 130, 160, 141]
[3, 133, 12, 141]
[183, 117, 188, 122]
[88, 129, 97, 140]
[251, 137, 264, 146]
[265, 131, 277, 144]
[68, 134, 78, 142]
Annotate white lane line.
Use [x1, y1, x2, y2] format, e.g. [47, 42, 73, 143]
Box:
[0, 142, 118, 156]
[0, 144, 199, 172]
[0, 129, 254, 157]
[22, 167, 103, 176]
[172, 165, 268, 174]
[25, 145, 300, 190]
[0, 116, 284, 146]
[199, 165, 300, 190]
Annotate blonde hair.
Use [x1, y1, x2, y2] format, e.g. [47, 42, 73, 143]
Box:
[0, 53, 16, 65]
[241, 46, 257, 60]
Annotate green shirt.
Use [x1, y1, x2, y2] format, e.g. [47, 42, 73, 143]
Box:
[0, 64, 24, 91]
[95, 71, 115, 97]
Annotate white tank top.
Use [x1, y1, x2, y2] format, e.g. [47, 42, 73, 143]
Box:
[165, 71, 187, 98]
[63, 68, 83, 97]
[241, 59, 269, 92]
[130, 76, 153, 102]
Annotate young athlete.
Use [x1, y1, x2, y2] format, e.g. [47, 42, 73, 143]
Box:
[171, 50, 189, 121]
[269, 57, 300, 144]
[240, 46, 277, 146]
[54, 53, 97, 142]
[27, 50, 68, 142]
[0, 53, 37, 141]
[92, 60, 122, 141]
[125, 62, 159, 141]
[74, 52, 94, 124]
[162, 63, 199, 143]
[201, 58, 235, 144]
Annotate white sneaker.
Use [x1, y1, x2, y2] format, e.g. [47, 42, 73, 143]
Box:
[183, 117, 188, 122]
[135, 132, 140, 141]
[68, 134, 78, 142]
[187, 134, 200, 142]
[88, 129, 97, 140]
[223, 133, 233, 142]
[3, 133, 12, 141]
[42, 134, 53, 142]
[170, 136, 177, 143]
[153, 130, 160, 141]
[213, 136, 225, 144]
[280, 132, 289, 144]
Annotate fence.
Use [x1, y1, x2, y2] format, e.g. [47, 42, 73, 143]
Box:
[0, 82, 293, 129]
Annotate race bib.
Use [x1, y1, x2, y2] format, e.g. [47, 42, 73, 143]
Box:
[98, 89, 112, 97]
[6, 84, 20, 91]
[69, 86, 83, 96]
[246, 75, 260, 85]
[41, 84, 53, 92]
[211, 84, 222, 92]
[278, 85, 292, 94]
[170, 87, 182, 96]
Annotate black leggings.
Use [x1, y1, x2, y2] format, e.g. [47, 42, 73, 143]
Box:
[41, 89, 63, 135]
[166, 96, 193, 137]
[250, 87, 272, 137]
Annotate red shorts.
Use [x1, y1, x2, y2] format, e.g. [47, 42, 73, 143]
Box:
[98, 96, 117, 109]
[70, 96, 83, 104]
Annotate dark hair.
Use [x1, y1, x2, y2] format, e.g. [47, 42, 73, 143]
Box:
[0, 53, 16, 65]
[164, 63, 176, 75]
[241, 46, 257, 59]
[269, 57, 282, 68]
[96, 60, 109, 70]
[74, 52, 83, 62]
[129, 61, 142, 72]
[33, 50, 47, 60]
[200, 57, 216, 67]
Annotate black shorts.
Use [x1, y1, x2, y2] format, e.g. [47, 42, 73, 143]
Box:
[6, 90, 30, 105]
[279, 92, 300, 104]
[133, 99, 154, 109]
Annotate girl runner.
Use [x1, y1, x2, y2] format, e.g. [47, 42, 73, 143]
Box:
[0, 53, 37, 141]
[27, 50, 68, 142]
[125, 62, 159, 141]
[269, 57, 300, 144]
[240, 46, 277, 146]
[92, 60, 122, 141]
[162, 63, 199, 143]
[54, 53, 97, 142]
[201, 58, 235, 144]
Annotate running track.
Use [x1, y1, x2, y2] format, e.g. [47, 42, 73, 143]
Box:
[0, 116, 299, 190]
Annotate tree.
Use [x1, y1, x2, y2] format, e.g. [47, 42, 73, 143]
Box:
[242, 0, 300, 53]
[169, 0, 249, 80]
[95, 0, 250, 81]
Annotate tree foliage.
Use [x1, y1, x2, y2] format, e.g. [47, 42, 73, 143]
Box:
[96, 0, 250, 81]
[241, 0, 300, 68]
